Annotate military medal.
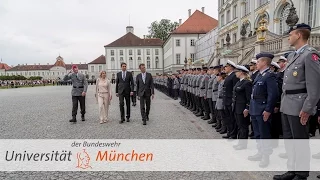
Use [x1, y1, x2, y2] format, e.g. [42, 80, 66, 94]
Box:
[293, 71, 298, 76]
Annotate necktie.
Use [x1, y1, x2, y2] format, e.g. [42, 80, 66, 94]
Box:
[122, 72, 126, 80]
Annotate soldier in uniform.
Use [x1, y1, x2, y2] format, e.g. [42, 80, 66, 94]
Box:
[173, 74, 180, 100]
[212, 65, 222, 127]
[199, 67, 210, 120]
[247, 52, 279, 168]
[63, 65, 88, 123]
[194, 68, 204, 117]
[274, 24, 320, 180]
[249, 59, 259, 81]
[215, 72, 227, 134]
[206, 66, 216, 124]
[131, 71, 137, 106]
[222, 60, 239, 139]
[232, 65, 252, 150]
[191, 69, 198, 113]
[187, 69, 194, 110]
[270, 61, 281, 72]
[179, 69, 185, 105]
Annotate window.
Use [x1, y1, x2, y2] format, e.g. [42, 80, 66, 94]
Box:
[176, 39, 180, 46]
[221, 14, 225, 26]
[176, 54, 181, 64]
[147, 49, 150, 55]
[111, 50, 114, 56]
[244, 1, 250, 16]
[155, 57, 159, 69]
[120, 50, 123, 56]
[147, 61, 150, 69]
[120, 57, 124, 62]
[99, 65, 102, 72]
[91, 66, 94, 72]
[226, 10, 230, 23]
[129, 57, 133, 69]
[190, 53, 195, 62]
[155, 49, 159, 55]
[280, 3, 291, 35]
[233, 5, 237, 19]
[190, 39, 195, 46]
[129, 49, 133, 55]
[57, 72, 59, 75]
[111, 58, 115, 69]
[233, 33, 237, 43]
[25, 72, 27, 75]
[138, 57, 142, 65]
[42, 72, 44, 76]
[147, 56, 150, 61]
[137, 49, 141, 55]
[308, 0, 315, 27]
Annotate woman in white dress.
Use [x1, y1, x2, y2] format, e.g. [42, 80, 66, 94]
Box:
[95, 71, 112, 124]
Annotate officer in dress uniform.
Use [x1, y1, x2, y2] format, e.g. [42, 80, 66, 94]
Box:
[191, 69, 198, 113]
[187, 69, 194, 110]
[274, 23, 320, 180]
[173, 74, 180, 100]
[206, 67, 216, 124]
[216, 72, 227, 134]
[212, 65, 222, 127]
[249, 59, 259, 138]
[195, 68, 204, 117]
[179, 69, 185, 105]
[247, 53, 279, 168]
[222, 60, 240, 139]
[199, 67, 210, 120]
[232, 65, 252, 150]
[183, 69, 190, 107]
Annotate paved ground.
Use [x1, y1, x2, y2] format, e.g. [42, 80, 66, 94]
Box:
[0, 85, 319, 179]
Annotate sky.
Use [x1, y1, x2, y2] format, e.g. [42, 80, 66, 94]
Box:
[0, 0, 218, 66]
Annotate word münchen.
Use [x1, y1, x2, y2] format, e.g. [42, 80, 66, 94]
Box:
[5, 150, 72, 161]
[96, 150, 153, 162]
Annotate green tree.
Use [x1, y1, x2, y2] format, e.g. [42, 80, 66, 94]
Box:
[147, 19, 179, 41]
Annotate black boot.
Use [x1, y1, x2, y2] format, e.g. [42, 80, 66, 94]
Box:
[69, 116, 76, 123]
[202, 113, 210, 120]
[81, 115, 85, 121]
[207, 118, 216, 124]
[273, 172, 295, 180]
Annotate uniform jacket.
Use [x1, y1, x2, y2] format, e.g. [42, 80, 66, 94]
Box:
[207, 75, 215, 99]
[199, 74, 209, 97]
[116, 71, 134, 95]
[223, 72, 239, 106]
[251, 71, 259, 82]
[196, 75, 203, 96]
[249, 69, 279, 116]
[173, 78, 180, 89]
[275, 71, 284, 108]
[216, 80, 225, 110]
[233, 79, 252, 114]
[192, 75, 197, 94]
[64, 73, 88, 96]
[136, 72, 154, 97]
[212, 76, 219, 102]
[280, 45, 320, 116]
[180, 75, 184, 91]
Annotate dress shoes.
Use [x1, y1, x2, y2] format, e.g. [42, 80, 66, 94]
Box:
[222, 135, 230, 139]
[81, 116, 85, 121]
[69, 116, 76, 123]
[143, 120, 147, 125]
[312, 152, 320, 159]
[202, 115, 210, 120]
[248, 153, 262, 161]
[215, 125, 221, 129]
[219, 130, 227, 134]
[119, 119, 125, 124]
[126, 118, 130, 122]
[132, 103, 136, 107]
[278, 153, 288, 159]
[259, 155, 269, 168]
[273, 172, 296, 180]
[195, 112, 204, 117]
[293, 176, 307, 180]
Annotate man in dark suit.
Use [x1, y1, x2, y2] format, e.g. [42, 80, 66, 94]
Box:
[222, 60, 239, 139]
[116, 62, 134, 124]
[136, 63, 155, 125]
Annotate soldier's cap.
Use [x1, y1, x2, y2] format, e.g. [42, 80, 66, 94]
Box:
[213, 65, 222, 69]
[196, 68, 202, 71]
[271, 61, 281, 69]
[209, 66, 214, 69]
[277, 56, 287, 63]
[256, 52, 274, 60]
[217, 72, 227, 76]
[224, 60, 237, 68]
[235, 65, 249, 73]
[202, 67, 208, 70]
[289, 23, 311, 33]
[249, 59, 258, 65]
[181, 69, 185, 71]
[72, 65, 78, 69]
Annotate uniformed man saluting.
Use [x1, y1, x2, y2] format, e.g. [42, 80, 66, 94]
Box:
[274, 23, 320, 180]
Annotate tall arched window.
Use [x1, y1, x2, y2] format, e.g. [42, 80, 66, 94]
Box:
[308, 0, 315, 27]
[279, 3, 291, 35]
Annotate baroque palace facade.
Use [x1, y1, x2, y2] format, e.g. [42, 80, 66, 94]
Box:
[207, 0, 320, 66]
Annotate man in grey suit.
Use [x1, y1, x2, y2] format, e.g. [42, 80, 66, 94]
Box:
[116, 62, 134, 124]
[63, 65, 88, 123]
[274, 23, 320, 180]
[136, 63, 154, 125]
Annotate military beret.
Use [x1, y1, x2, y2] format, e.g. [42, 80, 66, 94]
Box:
[235, 65, 249, 73]
[217, 72, 227, 76]
[209, 66, 214, 69]
[225, 60, 237, 68]
[197, 68, 202, 71]
[202, 67, 208, 70]
[72, 65, 78, 69]
[213, 65, 222, 69]
[181, 69, 185, 71]
[271, 61, 281, 69]
[256, 52, 274, 60]
[289, 23, 311, 33]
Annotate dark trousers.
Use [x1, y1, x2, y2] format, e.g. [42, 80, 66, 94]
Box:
[72, 96, 85, 117]
[173, 89, 179, 99]
[309, 114, 320, 135]
[271, 112, 283, 139]
[235, 113, 250, 139]
[251, 115, 272, 155]
[131, 91, 137, 104]
[208, 100, 217, 121]
[111, 79, 115, 84]
[197, 96, 203, 112]
[281, 114, 310, 178]
[139, 94, 151, 121]
[119, 94, 131, 120]
[224, 105, 237, 138]
[217, 109, 226, 130]
[201, 97, 210, 114]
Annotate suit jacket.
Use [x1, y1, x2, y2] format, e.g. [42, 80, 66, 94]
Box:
[136, 72, 155, 97]
[223, 72, 239, 106]
[233, 79, 252, 114]
[63, 73, 88, 96]
[280, 45, 320, 116]
[116, 71, 134, 95]
[249, 70, 279, 116]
